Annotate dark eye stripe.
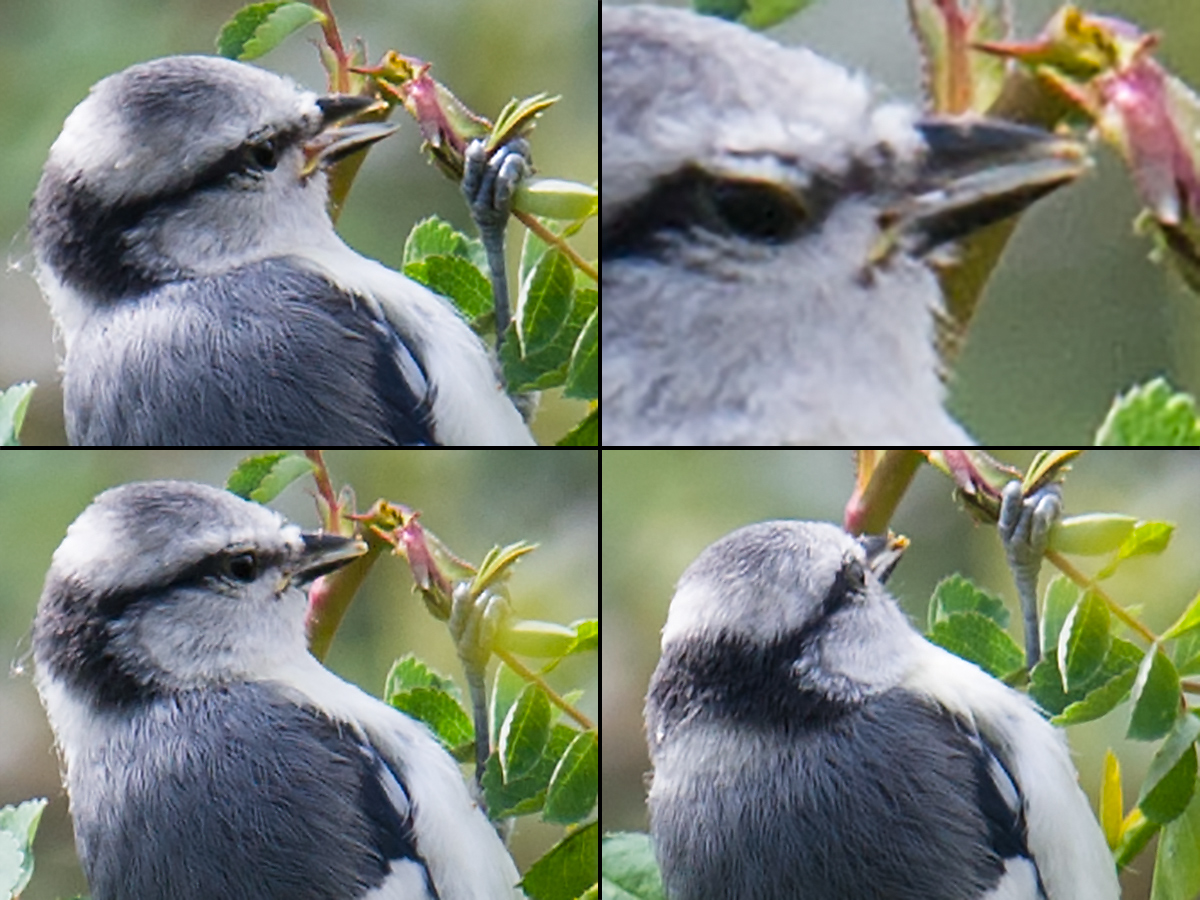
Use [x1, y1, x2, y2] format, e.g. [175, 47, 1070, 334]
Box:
[602, 166, 813, 262]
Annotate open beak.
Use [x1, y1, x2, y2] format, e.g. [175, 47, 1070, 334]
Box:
[889, 119, 1089, 256]
[302, 94, 397, 178]
[292, 533, 368, 586]
[860, 533, 909, 584]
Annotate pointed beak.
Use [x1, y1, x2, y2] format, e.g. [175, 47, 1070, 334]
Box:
[291, 533, 368, 585]
[890, 119, 1089, 255]
[302, 94, 397, 178]
[859, 533, 909, 584]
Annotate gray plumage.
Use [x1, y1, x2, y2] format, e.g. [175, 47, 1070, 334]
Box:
[645, 520, 1120, 900]
[602, 5, 1082, 445]
[33, 480, 523, 900]
[29, 55, 534, 446]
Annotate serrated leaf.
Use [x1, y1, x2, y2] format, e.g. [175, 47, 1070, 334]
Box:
[519, 249, 575, 356]
[1138, 714, 1200, 824]
[1030, 638, 1141, 718]
[558, 409, 598, 447]
[0, 381, 34, 446]
[500, 684, 552, 782]
[1058, 589, 1111, 692]
[406, 254, 493, 321]
[384, 653, 460, 701]
[1151, 782, 1200, 899]
[390, 687, 474, 751]
[1040, 575, 1080, 658]
[1164, 590, 1200, 641]
[521, 821, 598, 900]
[225, 452, 313, 501]
[1128, 645, 1181, 741]
[216, 2, 325, 60]
[565, 308, 598, 400]
[0, 799, 47, 898]
[1096, 377, 1200, 446]
[928, 574, 1010, 630]
[1098, 520, 1176, 578]
[928, 612, 1024, 678]
[602, 832, 665, 900]
[544, 730, 598, 824]
[483, 723, 575, 817]
[403, 216, 484, 267]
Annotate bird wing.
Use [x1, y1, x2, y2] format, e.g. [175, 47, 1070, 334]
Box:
[64, 257, 436, 445]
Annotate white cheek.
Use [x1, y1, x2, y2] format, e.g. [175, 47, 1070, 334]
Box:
[115, 578, 309, 685]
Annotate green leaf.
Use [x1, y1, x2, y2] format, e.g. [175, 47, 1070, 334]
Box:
[405, 255, 494, 321]
[403, 216, 485, 268]
[0, 382, 35, 446]
[1098, 520, 1176, 578]
[521, 821, 598, 900]
[500, 684, 552, 781]
[565, 307, 598, 401]
[1165, 590, 1200, 641]
[927, 574, 1009, 630]
[384, 653, 461, 701]
[390, 687, 474, 751]
[1040, 575, 1080, 659]
[519, 249, 575, 356]
[566, 619, 599, 655]
[544, 730, 598, 824]
[1029, 639, 1141, 719]
[1129, 645, 1182, 741]
[513, 178, 598, 221]
[225, 452, 314, 502]
[1096, 377, 1200, 446]
[497, 619, 579, 659]
[602, 832, 665, 900]
[1047, 513, 1137, 556]
[928, 612, 1024, 678]
[1138, 714, 1200, 824]
[693, 0, 814, 29]
[483, 723, 576, 817]
[1152, 781, 1200, 900]
[0, 798, 47, 898]
[487, 94, 559, 151]
[558, 408, 598, 447]
[216, 2, 325, 60]
[490, 662, 526, 746]
[502, 284, 596, 393]
[1057, 589, 1111, 691]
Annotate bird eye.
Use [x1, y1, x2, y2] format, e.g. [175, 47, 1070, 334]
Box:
[247, 138, 279, 171]
[842, 557, 867, 593]
[224, 552, 259, 582]
[706, 179, 807, 243]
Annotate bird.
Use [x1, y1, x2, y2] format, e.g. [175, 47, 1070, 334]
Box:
[31, 479, 524, 900]
[27, 55, 535, 446]
[644, 491, 1120, 899]
[602, 5, 1086, 445]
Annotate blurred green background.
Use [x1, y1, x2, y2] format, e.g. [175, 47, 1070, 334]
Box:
[603, 0, 1200, 443]
[0, 0, 597, 445]
[0, 449, 597, 899]
[603, 449, 1200, 900]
